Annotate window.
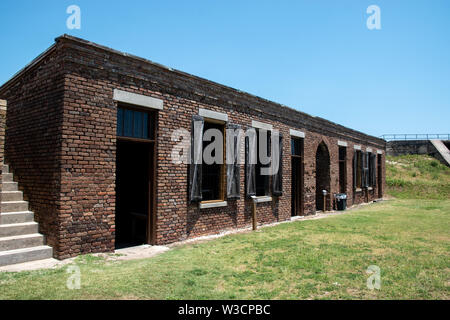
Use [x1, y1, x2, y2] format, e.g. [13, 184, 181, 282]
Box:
[353, 150, 362, 190]
[291, 138, 303, 157]
[354, 150, 375, 190]
[245, 127, 283, 198]
[189, 115, 241, 203]
[117, 106, 155, 140]
[338, 146, 347, 193]
[201, 121, 225, 201]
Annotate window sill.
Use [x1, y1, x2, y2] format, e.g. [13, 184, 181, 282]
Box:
[355, 188, 362, 193]
[251, 196, 272, 203]
[368, 187, 373, 191]
[199, 201, 227, 209]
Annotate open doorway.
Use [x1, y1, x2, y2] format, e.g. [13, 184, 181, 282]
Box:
[315, 142, 330, 211]
[115, 105, 156, 248]
[291, 137, 304, 216]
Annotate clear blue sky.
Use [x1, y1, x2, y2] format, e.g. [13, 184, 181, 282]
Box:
[1, 0, 449, 137]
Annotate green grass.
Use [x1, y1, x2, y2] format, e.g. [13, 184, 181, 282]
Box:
[1, 199, 449, 300]
[386, 155, 450, 200]
[1, 154, 448, 300]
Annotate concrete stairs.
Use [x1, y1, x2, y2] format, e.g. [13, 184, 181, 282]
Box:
[430, 140, 450, 167]
[0, 164, 52, 266]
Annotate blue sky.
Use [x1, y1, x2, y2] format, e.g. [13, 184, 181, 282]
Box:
[0, 0, 449, 137]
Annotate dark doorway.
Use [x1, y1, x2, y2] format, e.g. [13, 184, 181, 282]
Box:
[291, 137, 304, 216]
[116, 141, 153, 248]
[377, 154, 382, 198]
[316, 142, 330, 211]
[115, 105, 156, 249]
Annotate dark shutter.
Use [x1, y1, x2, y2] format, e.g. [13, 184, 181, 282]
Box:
[362, 152, 369, 188]
[371, 153, 377, 187]
[265, 130, 271, 194]
[189, 115, 204, 202]
[366, 152, 371, 187]
[272, 133, 283, 196]
[245, 128, 257, 198]
[226, 124, 241, 199]
[361, 152, 365, 188]
[361, 152, 366, 188]
[353, 152, 357, 190]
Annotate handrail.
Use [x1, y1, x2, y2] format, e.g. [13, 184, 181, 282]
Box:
[380, 134, 450, 141]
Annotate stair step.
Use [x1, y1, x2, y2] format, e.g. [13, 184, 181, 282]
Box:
[0, 163, 53, 267]
[0, 246, 53, 267]
[2, 182, 18, 192]
[430, 140, 450, 166]
[0, 211, 34, 224]
[2, 173, 13, 182]
[0, 234, 44, 251]
[0, 222, 38, 237]
[1, 191, 23, 202]
[1, 201, 29, 213]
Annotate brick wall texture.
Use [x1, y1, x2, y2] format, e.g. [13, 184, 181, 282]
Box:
[0, 99, 6, 212]
[0, 36, 386, 259]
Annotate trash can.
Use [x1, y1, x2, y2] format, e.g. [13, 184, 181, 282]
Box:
[335, 193, 347, 211]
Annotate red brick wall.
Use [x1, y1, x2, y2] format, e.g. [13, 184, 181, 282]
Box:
[0, 100, 6, 212]
[0, 36, 386, 258]
[57, 73, 116, 258]
[0, 47, 65, 255]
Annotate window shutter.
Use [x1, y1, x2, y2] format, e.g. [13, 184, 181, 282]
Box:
[362, 152, 366, 188]
[272, 133, 283, 196]
[245, 129, 257, 198]
[189, 115, 204, 202]
[371, 154, 376, 187]
[366, 152, 370, 187]
[353, 152, 357, 190]
[265, 130, 271, 195]
[362, 152, 369, 188]
[361, 152, 365, 188]
[226, 124, 241, 199]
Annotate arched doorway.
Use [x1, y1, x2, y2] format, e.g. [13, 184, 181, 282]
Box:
[316, 142, 330, 211]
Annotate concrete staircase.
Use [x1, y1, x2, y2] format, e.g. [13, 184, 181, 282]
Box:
[0, 164, 52, 266]
[430, 140, 450, 167]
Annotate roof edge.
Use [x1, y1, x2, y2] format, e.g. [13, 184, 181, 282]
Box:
[0, 41, 58, 95]
[55, 35, 385, 146]
[1, 34, 386, 146]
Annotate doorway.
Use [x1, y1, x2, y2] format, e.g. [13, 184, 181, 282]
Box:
[291, 137, 304, 216]
[315, 142, 330, 211]
[377, 154, 382, 198]
[115, 105, 156, 248]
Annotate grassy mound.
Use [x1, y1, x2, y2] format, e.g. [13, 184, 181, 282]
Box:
[386, 154, 450, 200]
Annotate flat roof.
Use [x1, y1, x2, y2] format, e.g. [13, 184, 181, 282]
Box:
[0, 34, 386, 147]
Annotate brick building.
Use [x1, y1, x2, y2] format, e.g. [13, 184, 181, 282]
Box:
[0, 35, 386, 261]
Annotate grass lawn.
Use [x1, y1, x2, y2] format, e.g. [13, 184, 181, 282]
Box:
[386, 154, 450, 200]
[0, 198, 449, 300]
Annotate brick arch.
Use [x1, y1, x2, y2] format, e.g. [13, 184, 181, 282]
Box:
[315, 141, 331, 211]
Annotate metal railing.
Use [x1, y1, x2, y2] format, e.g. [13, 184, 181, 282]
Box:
[380, 134, 450, 141]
